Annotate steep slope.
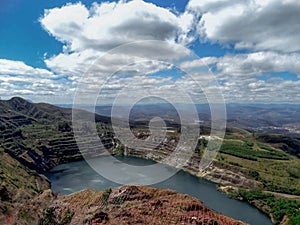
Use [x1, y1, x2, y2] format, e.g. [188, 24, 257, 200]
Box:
[0, 97, 112, 173]
[0, 147, 49, 223]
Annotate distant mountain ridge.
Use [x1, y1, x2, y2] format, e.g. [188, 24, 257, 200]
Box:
[0, 97, 70, 121]
[0, 97, 112, 128]
[0, 97, 299, 224]
[56, 101, 300, 137]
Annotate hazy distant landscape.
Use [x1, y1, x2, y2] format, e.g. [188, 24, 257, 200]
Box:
[58, 102, 300, 137]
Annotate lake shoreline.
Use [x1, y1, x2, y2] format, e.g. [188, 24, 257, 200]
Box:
[47, 155, 274, 225]
[111, 154, 275, 223]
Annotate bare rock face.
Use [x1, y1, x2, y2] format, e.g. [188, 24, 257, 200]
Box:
[202, 166, 260, 189]
[108, 185, 150, 203]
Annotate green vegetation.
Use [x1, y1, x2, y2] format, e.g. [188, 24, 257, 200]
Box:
[216, 129, 300, 225]
[115, 145, 125, 156]
[60, 209, 74, 225]
[57, 121, 72, 132]
[217, 138, 300, 195]
[101, 188, 112, 204]
[194, 137, 208, 157]
[220, 140, 289, 161]
[39, 207, 56, 225]
[257, 134, 300, 158]
[229, 189, 300, 225]
[96, 123, 113, 132]
[213, 219, 219, 225]
[39, 208, 74, 225]
[0, 148, 49, 200]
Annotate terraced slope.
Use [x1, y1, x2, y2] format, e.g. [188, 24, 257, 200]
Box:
[0, 97, 299, 224]
[0, 97, 113, 172]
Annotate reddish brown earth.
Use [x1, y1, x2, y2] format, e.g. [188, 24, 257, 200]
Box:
[13, 185, 248, 225]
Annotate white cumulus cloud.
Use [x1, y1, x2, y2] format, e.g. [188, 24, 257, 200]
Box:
[187, 0, 300, 52]
[40, 0, 194, 78]
[181, 51, 300, 103]
[0, 59, 72, 103]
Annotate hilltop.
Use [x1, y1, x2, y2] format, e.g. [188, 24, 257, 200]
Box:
[12, 185, 248, 225]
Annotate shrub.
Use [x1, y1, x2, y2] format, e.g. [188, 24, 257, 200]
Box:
[39, 207, 56, 225]
[102, 188, 112, 204]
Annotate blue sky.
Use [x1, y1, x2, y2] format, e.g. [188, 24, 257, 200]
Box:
[0, 0, 200, 68]
[0, 0, 102, 68]
[0, 0, 299, 104]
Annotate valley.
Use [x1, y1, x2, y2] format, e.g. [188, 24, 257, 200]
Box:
[0, 97, 299, 224]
